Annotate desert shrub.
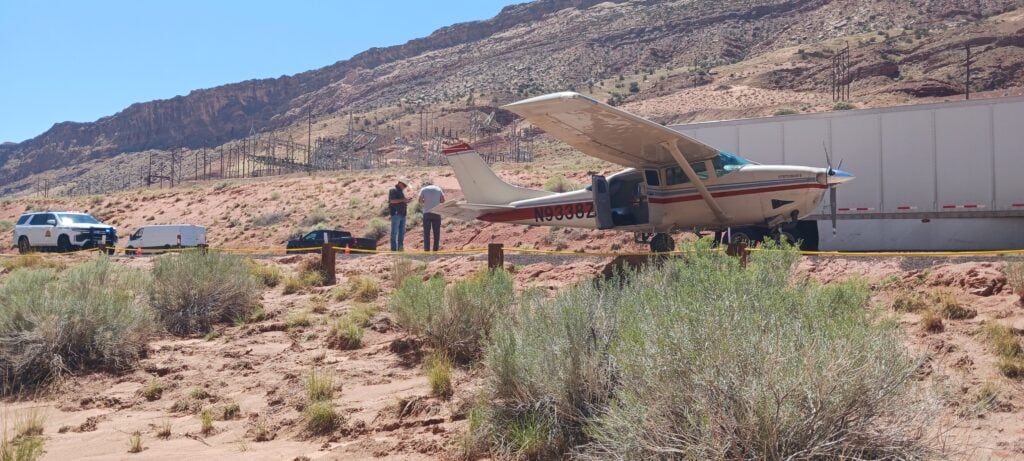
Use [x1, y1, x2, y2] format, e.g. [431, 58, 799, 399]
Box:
[0, 258, 154, 394]
[149, 252, 259, 335]
[773, 108, 798, 116]
[246, 259, 282, 288]
[0, 254, 65, 273]
[364, 218, 388, 241]
[1005, 259, 1024, 301]
[426, 352, 453, 398]
[833, 101, 856, 110]
[348, 304, 377, 327]
[156, 420, 172, 439]
[306, 368, 335, 402]
[0, 220, 13, 233]
[543, 174, 578, 193]
[251, 210, 288, 227]
[391, 269, 515, 363]
[140, 379, 163, 401]
[472, 241, 938, 459]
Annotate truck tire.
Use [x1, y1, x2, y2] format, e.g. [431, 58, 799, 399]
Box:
[18, 236, 30, 254]
[57, 235, 73, 253]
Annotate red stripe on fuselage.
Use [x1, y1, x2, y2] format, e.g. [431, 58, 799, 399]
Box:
[647, 183, 826, 204]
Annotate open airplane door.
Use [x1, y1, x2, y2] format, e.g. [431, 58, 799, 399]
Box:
[591, 175, 614, 230]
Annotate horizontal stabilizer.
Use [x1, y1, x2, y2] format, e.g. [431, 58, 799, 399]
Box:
[431, 200, 511, 221]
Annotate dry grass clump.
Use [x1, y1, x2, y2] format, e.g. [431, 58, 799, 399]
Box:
[921, 309, 945, 333]
[391, 269, 515, 364]
[0, 257, 154, 394]
[199, 410, 214, 435]
[155, 420, 172, 439]
[149, 251, 259, 336]
[127, 431, 143, 453]
[246, 259, 282, 288]
[1, 409, 46, 461]
[426, 352, 453, 398]
[1006, 259, 1024, 302]
[933, 291, 976, 320]
[470, 241, 939, 459]
[983, 322, 1024, 378]
[327, 318, 363, 350]
[282, 271, 325, 295]
[303, 368, 339, 434]
[891, 291, 927, 312]
[0, 254, 65, 273]
[140, 379, 164, 401]
[335, 276, 380, 302]
[285, 309, 312, 329]
[391, 258, 419, 287]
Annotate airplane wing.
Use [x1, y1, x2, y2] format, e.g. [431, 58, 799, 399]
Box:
[503, 92, 719, 168]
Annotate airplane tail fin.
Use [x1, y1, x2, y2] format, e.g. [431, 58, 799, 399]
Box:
[442, 143, 551, 205]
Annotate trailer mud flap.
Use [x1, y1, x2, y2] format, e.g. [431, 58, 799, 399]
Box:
[592, 175, 614, 230]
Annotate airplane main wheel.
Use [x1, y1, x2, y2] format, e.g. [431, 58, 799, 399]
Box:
[650, 233, 675, 253]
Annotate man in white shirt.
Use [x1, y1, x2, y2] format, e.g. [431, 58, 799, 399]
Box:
[417, 181, 446, 251]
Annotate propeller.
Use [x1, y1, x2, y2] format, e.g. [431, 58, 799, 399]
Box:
[823, 142, 839, 235]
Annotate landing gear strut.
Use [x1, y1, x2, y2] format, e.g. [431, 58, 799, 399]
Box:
[650, 233, 675, 253]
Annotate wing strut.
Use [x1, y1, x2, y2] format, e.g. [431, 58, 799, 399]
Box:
[663, 141, 728, 222]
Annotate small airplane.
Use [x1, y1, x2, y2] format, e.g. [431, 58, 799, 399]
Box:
[434, 91, 854, 252]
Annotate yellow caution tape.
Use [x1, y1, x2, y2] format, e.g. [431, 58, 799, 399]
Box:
[4, 246, 1024, 259]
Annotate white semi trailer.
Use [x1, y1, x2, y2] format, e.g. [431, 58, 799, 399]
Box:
[671, 95, 1024, 251]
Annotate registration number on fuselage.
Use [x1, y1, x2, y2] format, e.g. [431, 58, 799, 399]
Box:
[533, 202, 595, 222]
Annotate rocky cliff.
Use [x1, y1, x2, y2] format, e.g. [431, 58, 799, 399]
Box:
[2, 0, 1022, 188]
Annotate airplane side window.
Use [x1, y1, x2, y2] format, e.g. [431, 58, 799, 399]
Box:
[665, 167, 689, 185]
[693, 161, 709, 180]
[644, 169, 660, 186]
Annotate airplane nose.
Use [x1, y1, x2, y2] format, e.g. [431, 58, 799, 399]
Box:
[828, 168, 854, 184]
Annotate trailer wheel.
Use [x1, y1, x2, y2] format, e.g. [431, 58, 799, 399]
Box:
[730, 228, 762, 246]
[650, 233, 675, 253]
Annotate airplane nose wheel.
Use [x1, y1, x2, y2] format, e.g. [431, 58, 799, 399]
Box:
[650, 233, 675, 253]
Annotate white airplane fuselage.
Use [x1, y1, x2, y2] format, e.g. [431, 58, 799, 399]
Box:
[475, 164, 835, 233]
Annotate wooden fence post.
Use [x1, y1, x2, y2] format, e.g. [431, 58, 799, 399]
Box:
[321, 243, 337, 284]
[488, 243, 504, 270]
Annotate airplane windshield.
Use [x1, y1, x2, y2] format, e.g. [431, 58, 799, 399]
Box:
[713, 151, 750, 177]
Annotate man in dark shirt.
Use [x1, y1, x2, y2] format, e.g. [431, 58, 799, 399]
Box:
[388, 178, 411, 251]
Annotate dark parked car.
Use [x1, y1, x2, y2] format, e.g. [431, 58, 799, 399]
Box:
[285, 229, 377, 254]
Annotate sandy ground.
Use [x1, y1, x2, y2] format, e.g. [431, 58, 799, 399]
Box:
[0, 251, 1022, 459]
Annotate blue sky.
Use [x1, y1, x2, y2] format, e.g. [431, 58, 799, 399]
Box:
[0, 0, 521, 143]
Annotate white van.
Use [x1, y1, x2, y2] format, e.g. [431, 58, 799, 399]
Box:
[126, 225, 207, 253]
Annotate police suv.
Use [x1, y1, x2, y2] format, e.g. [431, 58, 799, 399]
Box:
[12, 211, 117, 253]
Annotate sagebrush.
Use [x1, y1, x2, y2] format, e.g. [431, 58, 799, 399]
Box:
[149, 251, 259, 335]
[0, 257, 154, 394]
[471, 241, 939, 460]
[391, 269, 515, 363]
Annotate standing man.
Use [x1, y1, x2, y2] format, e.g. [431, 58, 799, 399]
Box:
[388, 178, 411, 251]
[418, 181, 446, 251]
